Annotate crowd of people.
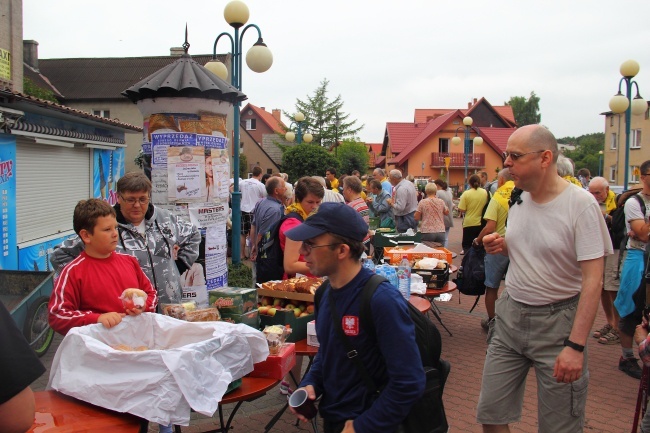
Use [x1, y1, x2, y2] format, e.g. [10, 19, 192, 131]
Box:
[7, 124, 650, 433]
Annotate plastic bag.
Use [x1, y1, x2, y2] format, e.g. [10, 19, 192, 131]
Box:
[48, 313, 268, 425]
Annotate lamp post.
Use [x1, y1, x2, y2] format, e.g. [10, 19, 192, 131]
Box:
[608, 59, 646, 189]
[598, 150, 603, 176]
[285, 112, 313, 144]
[205, 0, 273, 265]
[451, 116, 483, 190]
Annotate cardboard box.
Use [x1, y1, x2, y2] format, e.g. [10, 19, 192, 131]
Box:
[249, 343, 296, 380]
[307, 320, 319, 347]
[383, 246, 453, 264]
[208, 287, 257, 314]
[259, 309, 315, 342]
[220, 309, 260, 329]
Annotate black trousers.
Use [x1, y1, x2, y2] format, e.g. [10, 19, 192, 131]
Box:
[323, 419, 346, 433]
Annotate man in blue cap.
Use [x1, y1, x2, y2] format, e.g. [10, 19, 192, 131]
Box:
[286, 202, 424, 433]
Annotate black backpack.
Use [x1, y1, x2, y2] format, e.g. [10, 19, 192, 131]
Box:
[255, 212, 302, 284]
[316, 275, 450, 433]
[454, 244, 486, 297]
[609, 189, 644, 250]
[480, 188, 492, 228]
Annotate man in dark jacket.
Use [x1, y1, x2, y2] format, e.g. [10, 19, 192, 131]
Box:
[51, 172, 201, 306]
[287, 203, 424, 433]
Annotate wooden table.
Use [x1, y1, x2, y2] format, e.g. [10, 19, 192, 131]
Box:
[174, 377, 280, 433]
[419, 281, 457, 336]
[409, 295, 431, 314]
[29, 390, 146, 433]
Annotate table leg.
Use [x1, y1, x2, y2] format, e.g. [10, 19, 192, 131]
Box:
[426, 300, 452, 336]
[264, 401, 289, 433]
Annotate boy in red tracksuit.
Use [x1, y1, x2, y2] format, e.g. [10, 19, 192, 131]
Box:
[48, 199, 157, 335]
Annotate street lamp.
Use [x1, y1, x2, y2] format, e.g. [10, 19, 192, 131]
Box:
[598, 150, 603, 176]
[205, 0, 273, 265]
[608, 59, 646, 189]
[285, 112, 313, 144]
[451, 116, 483, 189]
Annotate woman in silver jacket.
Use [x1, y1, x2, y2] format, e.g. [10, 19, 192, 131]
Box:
[50, 172, 201, 306]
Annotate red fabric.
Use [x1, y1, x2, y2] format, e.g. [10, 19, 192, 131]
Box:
[49, 251, 157, 335]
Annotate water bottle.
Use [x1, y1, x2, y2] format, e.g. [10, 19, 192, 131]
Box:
[361, 253, 375, 273]
[385, 265, 399, 290]
[397, 255, 411, 300]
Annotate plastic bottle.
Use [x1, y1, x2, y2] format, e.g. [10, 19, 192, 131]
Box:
[397, 255, 411, 300]
[361, 252, 375, 273]
[385, 264, 399, 290]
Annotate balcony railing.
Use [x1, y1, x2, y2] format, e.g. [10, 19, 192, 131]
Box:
[430, 152, 485, 168]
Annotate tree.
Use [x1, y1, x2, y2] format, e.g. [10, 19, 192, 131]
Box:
[238, 153, 248, 179]
[557, 133, 604, 177]
[23, 77, 58, 102]
[281, 143, 339, 181]
[289, 79, 364, 148]
[336, 140, 370, 175]
[505, 91, 541, 126]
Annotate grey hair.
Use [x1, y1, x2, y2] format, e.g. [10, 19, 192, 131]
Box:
[389, 169, 403, 179]
[556, 154, 575, 177]
[497, 168, 513, 181]
[589, 176, 609, 189]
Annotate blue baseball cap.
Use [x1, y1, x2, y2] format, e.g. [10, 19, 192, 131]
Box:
[285, 202, 368, 242]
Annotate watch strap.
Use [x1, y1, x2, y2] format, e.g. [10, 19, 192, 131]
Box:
[563, 338, 584, 352]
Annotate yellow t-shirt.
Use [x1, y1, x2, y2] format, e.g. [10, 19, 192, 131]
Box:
[458, 187, 488, 227]
[330, 178, 339, 191]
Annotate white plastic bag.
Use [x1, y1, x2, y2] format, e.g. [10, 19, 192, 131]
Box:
[48, 313, 268, 426]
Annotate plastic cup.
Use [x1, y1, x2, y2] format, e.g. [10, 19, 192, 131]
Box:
[288, 388, 318, 420]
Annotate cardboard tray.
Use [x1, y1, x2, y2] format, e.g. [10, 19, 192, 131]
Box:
[257, 288, 314, 303]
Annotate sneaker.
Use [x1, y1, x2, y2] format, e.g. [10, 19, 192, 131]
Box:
[619, 356, 642, 379]
[598, 329, 620, 345]
[280, 380, 293, 395]
[460, 250, 465, 255]
[593, 323, 612, 339]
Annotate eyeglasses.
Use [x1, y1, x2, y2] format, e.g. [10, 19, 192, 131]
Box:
[502, 150, 545, 161]
[300, 241, 341, 254]
[120, 195, 150, 205]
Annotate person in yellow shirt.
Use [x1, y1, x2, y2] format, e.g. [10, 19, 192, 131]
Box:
[588, 176, 620, 346]
[326, 168, 339, 192]
[474, 169, 514, 330]
[457, 174, 488, 254]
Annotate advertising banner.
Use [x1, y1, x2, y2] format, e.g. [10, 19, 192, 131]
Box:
[0, 136, 16, 269]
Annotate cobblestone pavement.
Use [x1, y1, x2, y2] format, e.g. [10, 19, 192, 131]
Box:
[31, 218, 641, 432]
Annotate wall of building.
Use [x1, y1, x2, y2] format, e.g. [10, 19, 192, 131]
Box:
[604, 111, 650, 188]
[241, 109, 275, 144]
[0, 0, 24, 92]
[240, 128, 279, 176]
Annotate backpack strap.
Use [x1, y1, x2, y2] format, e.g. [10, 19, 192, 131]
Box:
[358, 275, 388, 339]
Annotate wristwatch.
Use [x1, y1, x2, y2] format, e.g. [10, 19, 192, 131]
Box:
[563, 338, 584, 352]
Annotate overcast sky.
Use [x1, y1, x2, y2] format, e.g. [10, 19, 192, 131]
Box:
[23, 0, 650, 143]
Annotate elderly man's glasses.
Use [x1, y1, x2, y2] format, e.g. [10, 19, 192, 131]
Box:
[120, 195, 150, 205]
[502, 150, 544, 161]
[300, 241, 341, 254]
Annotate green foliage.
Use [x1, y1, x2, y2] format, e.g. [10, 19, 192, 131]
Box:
[282, 143, 339, 181]
[557, 133, 605, 176]
[288, 79, 364, 148]
[228, 263, 253, 288]
[238, 153, 248, 179]
[505, 91, 541, 126]
[336, 140, 370, 175]
[23, 77, 58, 102]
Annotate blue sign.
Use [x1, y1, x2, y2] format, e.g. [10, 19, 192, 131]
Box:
[18, 234, 76, 272]
[93, 148, 125, 205]
[0, 135, 16, 270]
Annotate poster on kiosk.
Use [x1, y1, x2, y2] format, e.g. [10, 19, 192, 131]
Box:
[144, 111, 230, 308]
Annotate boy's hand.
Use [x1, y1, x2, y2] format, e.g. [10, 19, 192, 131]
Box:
[125, 307, 144, 316]
[98, 312, 125, 328]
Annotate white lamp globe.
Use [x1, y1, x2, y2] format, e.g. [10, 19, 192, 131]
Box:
[205, 60, 228, 81]
[473, 136, 484, 146]
[631, 97, 648, 116]
[285, 131, 296, 142]
[303, 133, 313, 143]
[246, 42, 273, 73]
[463, 116, 473, 127]
[224, 1, 249, 27]
[294, 112, 305, 122]
[451, 136, 462, 146]
[620, 60, 640, 78]
[609, 93, 630, 114]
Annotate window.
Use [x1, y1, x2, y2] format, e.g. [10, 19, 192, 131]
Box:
[245, 119, 256, 130]
[267, 168, 273, 174]
[610, 133, 617, 150]
[631, 129, 642, 149]
[609, 166, 616, 183]
[630, 165, 640, 183]
[93, 109, 110, 118]
[610, 115, 614, 127]
[438, 138, 449, 153]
